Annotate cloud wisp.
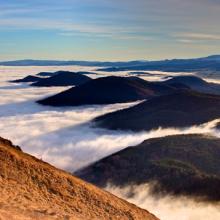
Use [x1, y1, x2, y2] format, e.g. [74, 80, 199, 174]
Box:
[106, 183, 220, 220]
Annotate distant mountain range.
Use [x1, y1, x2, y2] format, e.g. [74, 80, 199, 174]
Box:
[77, 134, 220, 201]
[0, 136, 158, 220]
[98, 55, 220, 72]
[0, 59, 148, 67]
[1, 55, 220, 71]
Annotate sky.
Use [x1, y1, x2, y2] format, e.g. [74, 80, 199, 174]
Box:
[0, 0, 220, 61]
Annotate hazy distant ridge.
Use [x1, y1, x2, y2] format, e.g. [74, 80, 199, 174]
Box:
[0, 55, 220, 71]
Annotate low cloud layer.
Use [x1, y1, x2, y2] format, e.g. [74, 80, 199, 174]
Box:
[0, 66, 220, 172]
[106, 184, 220, 220]
[0, 100, 143, 171]
[1, 66, 220, 219]
[1, 100, 220, 171]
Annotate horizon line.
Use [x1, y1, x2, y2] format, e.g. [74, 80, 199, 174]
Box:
[0, 53, 219, 63]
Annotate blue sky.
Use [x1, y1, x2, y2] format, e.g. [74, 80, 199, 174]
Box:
[0, 0, 220, 61]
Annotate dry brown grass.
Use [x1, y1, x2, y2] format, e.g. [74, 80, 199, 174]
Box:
[0, 137, 158, 220]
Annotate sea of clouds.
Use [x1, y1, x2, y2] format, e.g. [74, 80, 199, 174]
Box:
[0, 65, 219, 219]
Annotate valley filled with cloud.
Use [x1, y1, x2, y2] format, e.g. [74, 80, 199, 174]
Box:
[0, 65, 220, 220]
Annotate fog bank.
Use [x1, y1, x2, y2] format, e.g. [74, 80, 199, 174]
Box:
[106, 184, 220, 220]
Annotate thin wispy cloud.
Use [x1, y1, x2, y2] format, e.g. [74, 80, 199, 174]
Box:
[0, 0, 220, 60]
[175, 33, 220, 43]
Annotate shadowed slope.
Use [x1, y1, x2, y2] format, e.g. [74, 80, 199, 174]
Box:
[94, 91, 220, 131]
[77, 134, 220, 201]
[38, 76, 176, 106]
[0, 136, 158, 220]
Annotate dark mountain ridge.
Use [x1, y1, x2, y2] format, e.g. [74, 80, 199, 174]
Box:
[36, 70, 97, 77]
[163, 75, 220, 95]
[77, 134, 220, 201]
[32, 71, 91, 87]
[37, 76, 177, 106]
[94, 90, 220, 131]
[10, 75, 43, 83]
[37, 71, 57, 77]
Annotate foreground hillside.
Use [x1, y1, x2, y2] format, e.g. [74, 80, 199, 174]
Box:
[94, 91, 220, 131]
[77, 134, 220, 201]
[0, 137, 158, 220]
[38, 76, 176, 106]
